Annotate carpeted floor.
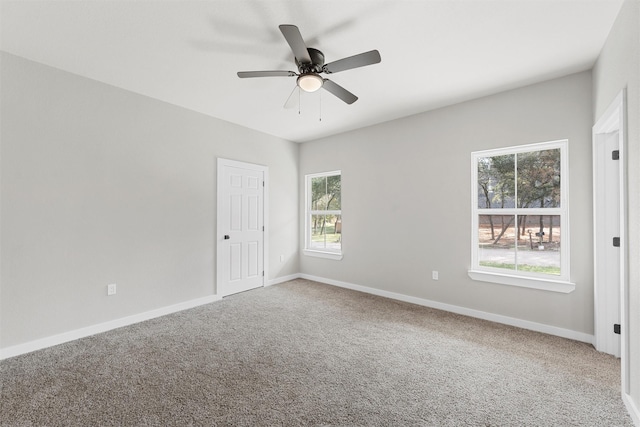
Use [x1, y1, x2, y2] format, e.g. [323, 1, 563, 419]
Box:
[0, 279, 633, 426]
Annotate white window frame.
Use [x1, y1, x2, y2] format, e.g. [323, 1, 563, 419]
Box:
[304, 170, 343, 260]
[468, 140, 575, 293]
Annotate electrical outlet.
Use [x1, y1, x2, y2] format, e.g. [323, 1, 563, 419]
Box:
[432, 271, 439, 280]
[107, 283, 117, 296]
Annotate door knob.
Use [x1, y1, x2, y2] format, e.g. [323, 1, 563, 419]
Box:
[224, 235, 230, 240]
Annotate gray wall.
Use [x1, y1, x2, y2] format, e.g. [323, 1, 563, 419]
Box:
[300, 71, 594, 335]
[593, 0, 640, 409]
[0, 53, 299, 348]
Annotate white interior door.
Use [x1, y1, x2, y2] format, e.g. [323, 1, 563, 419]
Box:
[593, 90, 627, 396]
[217, 159, 266, 297]
[593, 130, 621, 357]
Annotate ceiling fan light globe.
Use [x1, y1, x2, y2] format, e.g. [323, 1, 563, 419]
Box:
[297, 74, 324, 92]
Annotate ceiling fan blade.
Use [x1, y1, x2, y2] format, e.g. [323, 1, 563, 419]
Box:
[322, 79, 358, 105]
[279, 24, 312, 64]
[237, 71, 296, 78]
[323, 50, 381, 74]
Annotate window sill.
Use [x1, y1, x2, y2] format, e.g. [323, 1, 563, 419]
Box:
[304, 249, 343, 261]
[467, 270, 575, 293]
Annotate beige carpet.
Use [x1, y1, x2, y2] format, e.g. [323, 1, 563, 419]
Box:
[0, 279, 632, 426]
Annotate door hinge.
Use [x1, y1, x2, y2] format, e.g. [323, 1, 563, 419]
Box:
[614, 324, 621, 334]
[262, 180, 265, 187]
[612, 150, 620, 160]
[613, 237, 621, 247]
[262, 226, 265, 231]
[262, 271, 264, 277]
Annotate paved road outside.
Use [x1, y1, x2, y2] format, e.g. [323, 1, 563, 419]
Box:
[479, 247, 560, 266]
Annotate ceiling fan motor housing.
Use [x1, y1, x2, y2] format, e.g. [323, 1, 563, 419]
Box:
[296, 48, 325, 73]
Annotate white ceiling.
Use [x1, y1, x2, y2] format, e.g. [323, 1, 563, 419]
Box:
[0, 0, 624, 143]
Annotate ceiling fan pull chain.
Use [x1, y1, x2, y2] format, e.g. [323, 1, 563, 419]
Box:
[298, 87, 301, 115]
[319, 91, 322, 122]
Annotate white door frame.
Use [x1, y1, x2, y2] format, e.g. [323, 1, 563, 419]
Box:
[592, 90, 628, 392]
[216, 158, 269, 296]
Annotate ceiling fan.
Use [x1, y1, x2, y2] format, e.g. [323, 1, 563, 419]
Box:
[237, 24, 381, 105]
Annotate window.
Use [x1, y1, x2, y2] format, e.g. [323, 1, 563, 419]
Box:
[305, 171, 342, 260]
[469, 140, 574, 293]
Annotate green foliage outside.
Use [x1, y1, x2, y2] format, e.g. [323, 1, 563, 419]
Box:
[311, 224, 340, 244]
[478, 149, 561, 212]
[477, 149, 562, 277]
[311, 175, 341, 248]
[479, 261, 560, 275]
[311, 174, 341, 211]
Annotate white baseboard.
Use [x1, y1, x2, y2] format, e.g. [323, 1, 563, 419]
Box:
[0, 274, 597, 358]
[0, 294, 221, 360]
[266, 273, 300, 287]
[623, 393, 640, 426]
[299, 273, 595, 345]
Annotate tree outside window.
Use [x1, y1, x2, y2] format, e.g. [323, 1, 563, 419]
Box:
[306, 171, 341, 253]
[472, 141, 568, 280]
